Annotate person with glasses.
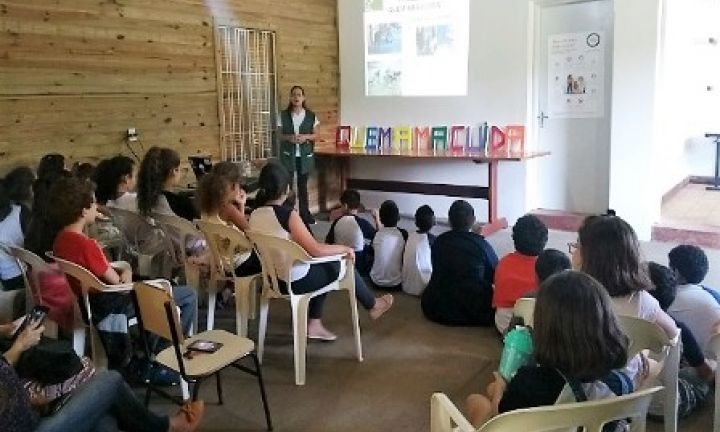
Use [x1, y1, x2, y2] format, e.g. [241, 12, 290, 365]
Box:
[571, 212, 678, 388]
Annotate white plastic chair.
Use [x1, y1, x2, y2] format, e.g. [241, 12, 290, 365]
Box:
[430, 386, 662, 432]
[246, 230, 362, 386]
[709, 332, 720, 432]
[512, 297, 535, 328]
[6, 245, 85, 353]
[151, 213, 206, 332]
[617, 315, 680, 432]
[196, 221, 262, 336]
[107, 207, 174, 278]
[48, 253, 134, 368]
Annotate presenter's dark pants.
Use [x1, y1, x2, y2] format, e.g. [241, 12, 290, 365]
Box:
[294, 156, 312, 222]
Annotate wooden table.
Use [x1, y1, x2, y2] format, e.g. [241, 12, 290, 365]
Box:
[315, 146, 550, 236]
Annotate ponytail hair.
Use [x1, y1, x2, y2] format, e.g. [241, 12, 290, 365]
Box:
[94, 156, 135, 204]
[137, 147, 180, 216]
[255, 162, 290, 207]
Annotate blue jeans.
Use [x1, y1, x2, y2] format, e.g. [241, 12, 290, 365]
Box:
[172, 284, 197, 335]
[36, 370, 169, 432]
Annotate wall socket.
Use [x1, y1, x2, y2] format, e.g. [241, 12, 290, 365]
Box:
[127, 127, 138, 142]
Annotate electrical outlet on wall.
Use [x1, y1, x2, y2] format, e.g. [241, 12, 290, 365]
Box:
[127, 128, 138, 142]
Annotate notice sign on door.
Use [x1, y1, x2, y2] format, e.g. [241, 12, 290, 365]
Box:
[548, 31, 604, 118]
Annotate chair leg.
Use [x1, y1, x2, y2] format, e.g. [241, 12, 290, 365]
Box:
[192, 379, 203, 402]
[72, 326, 86, 357]
[348, 288, 364, 362]
[207, 285, 216, 331]
[180, 378, 190, 402]
[144, 386, 151, 407]
[215, 371, 223, 405]
[249, 279, 258, 321]
[291, 295, 310, 386]
[258, 297, 270, 363]
[234, 278, 251, 337]
[251, 352, 273, 431]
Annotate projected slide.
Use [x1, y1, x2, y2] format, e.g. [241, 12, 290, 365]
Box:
[364, 0, 469, 97]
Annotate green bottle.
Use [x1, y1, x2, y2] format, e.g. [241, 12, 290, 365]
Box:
[498, 326, 534, 381]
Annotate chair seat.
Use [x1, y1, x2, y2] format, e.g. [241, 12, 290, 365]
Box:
[156, 329, 255, 378]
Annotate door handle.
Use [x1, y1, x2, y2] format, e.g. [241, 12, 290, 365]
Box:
[537, 111, 549, 128]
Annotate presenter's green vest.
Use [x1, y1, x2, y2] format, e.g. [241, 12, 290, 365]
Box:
[279, 109, 316, 175]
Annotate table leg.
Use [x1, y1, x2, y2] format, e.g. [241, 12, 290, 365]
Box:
[478, 160, 508, 237]
[708, 138, 720, 191]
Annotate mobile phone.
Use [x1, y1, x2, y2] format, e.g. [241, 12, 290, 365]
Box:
[187, 340, 223, 353]
[12, 305, 49, 340]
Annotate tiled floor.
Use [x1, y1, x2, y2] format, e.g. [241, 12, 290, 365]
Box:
[662, 183, 720, 228]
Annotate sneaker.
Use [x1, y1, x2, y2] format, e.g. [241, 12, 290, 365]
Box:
[170, 400, 205, 432]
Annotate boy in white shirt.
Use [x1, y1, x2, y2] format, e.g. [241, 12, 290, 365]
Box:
[667, 244, 720, 357]
[402, 205, 436, 296]
[325, 189, 379, 276]
[370, 200, 407, 290]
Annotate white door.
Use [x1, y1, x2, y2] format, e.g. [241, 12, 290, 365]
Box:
[531, 0, 613, 214]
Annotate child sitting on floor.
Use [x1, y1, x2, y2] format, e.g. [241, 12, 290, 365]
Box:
[370, 200, 407, 290]
[466, 270, 631, 428]
[535, 248, 571, 284]
[667, 244, 720, 357]
[325, 189, 379, 276]
[647, 261, 713, 419]
[421, 200, 498, 326]
[492, 214, 548, 334]
[401, 205, 436, 296]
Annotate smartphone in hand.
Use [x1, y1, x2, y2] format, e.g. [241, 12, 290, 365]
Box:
[12, 305, 49, 340]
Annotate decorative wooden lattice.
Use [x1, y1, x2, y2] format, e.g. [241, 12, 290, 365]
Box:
[215, 26, 278, 161]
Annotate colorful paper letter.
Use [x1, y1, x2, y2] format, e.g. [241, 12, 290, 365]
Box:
[336, 126, 351, 148]
[394, 126, 412, 149]
[378, 127, 393, 148]
[431, 126, 448, 151]
[366, 127, 379, 149]
[413, 127, 430, 150]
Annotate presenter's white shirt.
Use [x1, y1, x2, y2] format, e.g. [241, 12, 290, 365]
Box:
[370, 227, 407, 287]
[278, 109, 320, 157]
[668, 283, 720, 357]
[402, 231, 434, 296]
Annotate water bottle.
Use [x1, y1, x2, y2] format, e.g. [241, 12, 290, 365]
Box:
[498, 326, 534, 381]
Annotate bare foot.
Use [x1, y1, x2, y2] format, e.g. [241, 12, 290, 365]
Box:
[169, 400, 204, 432]
[307, 320, 337, 341]
[369, 294, 394, 320]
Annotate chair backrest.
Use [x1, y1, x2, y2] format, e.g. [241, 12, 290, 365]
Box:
[245, 230, 313, 297]
[479, 386, 661, 432]
[430, 386, 662, 432]
[152, 212, 204, 263]
[512, 297, 535, 328]
[6, 245, 53, 305]
[196, 220, 253, 278]
[616, 315, 675, 358]
[107, 207, 173, 257]
[133, 280, 183, 344]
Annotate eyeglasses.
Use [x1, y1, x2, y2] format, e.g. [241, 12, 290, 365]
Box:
[567, 241, 578, 254]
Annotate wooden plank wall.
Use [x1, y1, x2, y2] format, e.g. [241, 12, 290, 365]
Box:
[0, 0, 342, 207]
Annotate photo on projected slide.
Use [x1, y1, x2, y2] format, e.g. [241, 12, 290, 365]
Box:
[367, 23, 402, 55]
[416, 25, 454, 56]
[367, 61, 402, 96]
[363, 0, 469, 96]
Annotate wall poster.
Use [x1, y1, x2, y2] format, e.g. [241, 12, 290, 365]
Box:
[548, 31, 604, 118]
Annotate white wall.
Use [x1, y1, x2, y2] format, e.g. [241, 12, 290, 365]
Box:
[609, 0, 665, 240]
[656, 0, 720, 192]
[338, 0, 531, 223]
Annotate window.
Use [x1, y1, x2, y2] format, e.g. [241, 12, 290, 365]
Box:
[215, 26, 278, 161]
